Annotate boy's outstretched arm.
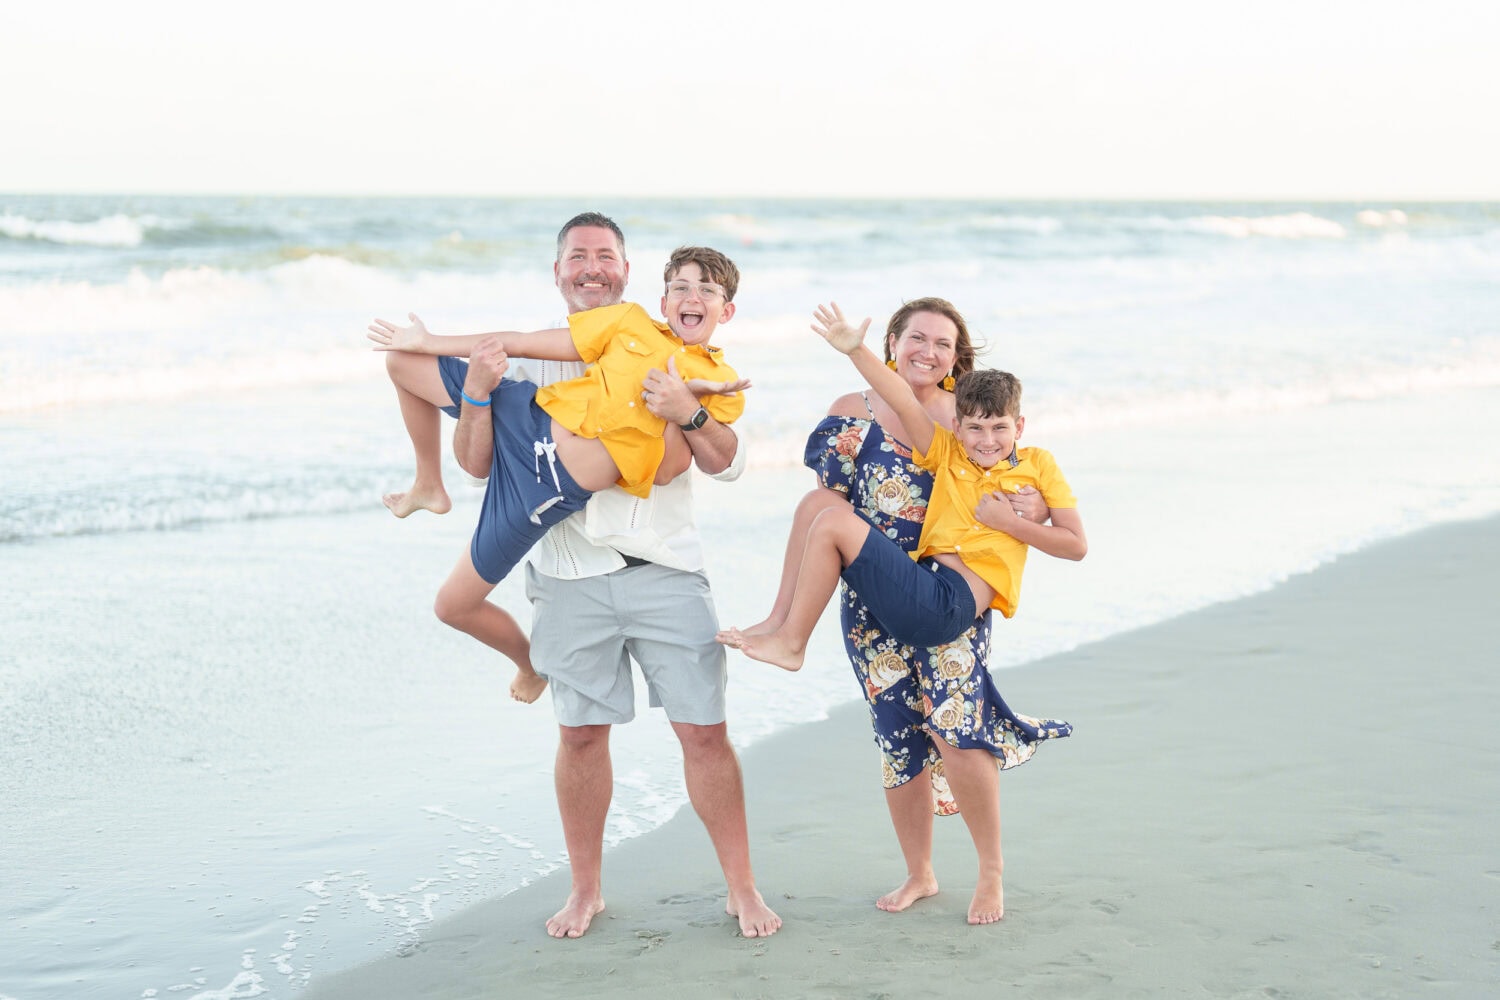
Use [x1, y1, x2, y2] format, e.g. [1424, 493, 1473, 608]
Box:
[368, 314, 581, 361]
[812, 302, 936, 455]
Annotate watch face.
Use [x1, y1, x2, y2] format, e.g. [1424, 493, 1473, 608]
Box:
[683, 406, 708, 430]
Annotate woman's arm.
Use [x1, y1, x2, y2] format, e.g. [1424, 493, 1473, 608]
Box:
[975, 495, 1088, 561]
[812, 303, 936, 455]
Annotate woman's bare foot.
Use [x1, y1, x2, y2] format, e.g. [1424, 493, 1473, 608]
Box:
[727, 889, 782, 938]
[510, 671, 548, 704]
[967, 872, 1004, 925]
[546, 891, 605, 939]
[382, 483, 451, 518]
[876, 874, 939, 912]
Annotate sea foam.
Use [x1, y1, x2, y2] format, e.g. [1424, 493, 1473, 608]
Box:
[0, 211, 153, 247]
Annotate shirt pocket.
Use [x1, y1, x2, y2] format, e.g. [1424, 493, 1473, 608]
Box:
[595, 336, 660, 433]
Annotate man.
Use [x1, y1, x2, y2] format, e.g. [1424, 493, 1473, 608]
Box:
[452, 212, 780, 939]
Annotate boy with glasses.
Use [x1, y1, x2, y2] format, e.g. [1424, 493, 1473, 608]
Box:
[367, 245, 749, 665]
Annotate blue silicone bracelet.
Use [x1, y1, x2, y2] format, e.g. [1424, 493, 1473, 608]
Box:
[460, 390, 491, 407]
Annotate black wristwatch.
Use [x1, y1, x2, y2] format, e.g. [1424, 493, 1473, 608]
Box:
[680, 406, 709, 432]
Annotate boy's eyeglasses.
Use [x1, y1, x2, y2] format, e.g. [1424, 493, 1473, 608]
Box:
[665, 281, 726, 302]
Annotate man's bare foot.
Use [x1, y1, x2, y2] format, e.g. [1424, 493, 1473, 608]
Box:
[876, 874, 939, 912]
[382, 485, 451, 518]
[546, 891, 605, 938]
[967, 873, 1004, 925]
[727, 889, 782, 938]
[510, 671, 548, 704]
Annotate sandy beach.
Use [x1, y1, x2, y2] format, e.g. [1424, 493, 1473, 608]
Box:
[303, 517, 1500, 999]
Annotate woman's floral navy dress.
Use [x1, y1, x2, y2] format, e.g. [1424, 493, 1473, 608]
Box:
[804, 399, 1072, 815]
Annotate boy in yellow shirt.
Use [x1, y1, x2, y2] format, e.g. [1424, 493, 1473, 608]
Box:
[717, 301, 1086, 671]
[368, 245, 748, 661]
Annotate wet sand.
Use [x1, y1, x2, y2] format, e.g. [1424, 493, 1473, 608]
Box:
[307, 516, 1500, 999]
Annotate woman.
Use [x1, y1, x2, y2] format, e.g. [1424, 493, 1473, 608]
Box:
[802, 297, 1072, 924]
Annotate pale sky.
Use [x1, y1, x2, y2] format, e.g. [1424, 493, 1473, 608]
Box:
[3, 0, 1496, 199]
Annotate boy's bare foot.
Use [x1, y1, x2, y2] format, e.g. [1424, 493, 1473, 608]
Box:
[546, 891, 605, 938]
[727, 889, 782, 938]
[382, 485, 452, 518]
[967, 873, 1004, 925]
[875, 874, 939, 912]
[728, 631, 806, 672]
[736, 616, 784, 638]
[510, 671, 548, 704]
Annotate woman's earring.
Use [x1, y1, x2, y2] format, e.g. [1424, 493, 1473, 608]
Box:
[886, 360, 898, 371]
[942, 373, 956, 391]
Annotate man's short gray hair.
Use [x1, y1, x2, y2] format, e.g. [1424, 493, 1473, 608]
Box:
[555, 212, 626, 260]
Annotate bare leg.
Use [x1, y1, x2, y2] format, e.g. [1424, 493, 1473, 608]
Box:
[672, 722, 781, 938]
[741, 488, 851, 636]
[876, 774, 940, 912]
[716, 506, 871, 671]
[548, 724, 611, 938]
[433, 551, 547, 703]
[654, 423, 692, 485]
[383, 351, 456, 517]
[931, 740, 1004, 924]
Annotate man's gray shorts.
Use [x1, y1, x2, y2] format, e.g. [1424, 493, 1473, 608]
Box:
[524, 561, 727, 727]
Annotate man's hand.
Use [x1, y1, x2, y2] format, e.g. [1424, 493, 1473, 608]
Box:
[642, 356, 703, 425]
[1007, 485, 1050, 524]
[367, 312, 430, 353]
[811, 302, 871, 356]
[464, 336, 509, 400]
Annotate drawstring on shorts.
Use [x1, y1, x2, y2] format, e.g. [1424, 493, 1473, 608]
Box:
[528, 436, 565, 525]
[534, 437, 561, 491]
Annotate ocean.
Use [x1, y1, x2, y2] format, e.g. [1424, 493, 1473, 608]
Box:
[3, 194, 1498, 999]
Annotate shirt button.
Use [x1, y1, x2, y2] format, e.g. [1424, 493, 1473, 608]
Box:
[628, 401, 635, 407]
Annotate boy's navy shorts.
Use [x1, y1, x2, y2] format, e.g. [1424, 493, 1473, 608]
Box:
[840, 526, 978, 649]
[437, 357, 592, 585]
[436, 356, 469, 417]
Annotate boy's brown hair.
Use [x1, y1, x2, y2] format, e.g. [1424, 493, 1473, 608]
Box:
[884, 296, 978, 383]
[665, 246, 740, 301]
[954, 369, 1022, 419]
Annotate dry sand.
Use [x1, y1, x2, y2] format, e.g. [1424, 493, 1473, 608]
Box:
[307, 517, 1500, 999]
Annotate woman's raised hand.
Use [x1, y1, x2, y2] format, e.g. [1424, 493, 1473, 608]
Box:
[812, 302, 871, 355]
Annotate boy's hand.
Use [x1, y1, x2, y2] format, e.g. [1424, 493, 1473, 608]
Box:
[464, 336, 509, 399]
[367, 312, 430, 353]
[645, 356, 751, 420]
[975, 491, 1020, 535]
[812, 302, 871, 355]
[685, 375, 753, 398]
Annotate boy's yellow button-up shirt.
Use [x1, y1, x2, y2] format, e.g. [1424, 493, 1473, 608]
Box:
[534, 303, 745, 497]
[912, 428, 1076, 618]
